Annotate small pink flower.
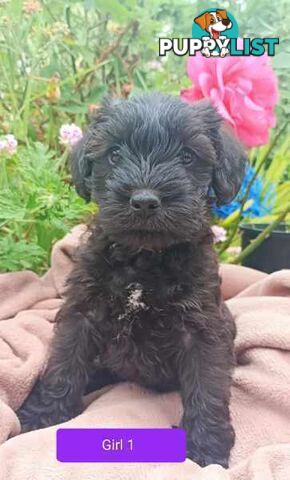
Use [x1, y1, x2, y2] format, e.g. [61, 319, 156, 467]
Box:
[211, 225, 227, 243]
[59, 124, 83, 148]
[5, 134, 18, 155]
[23, 0, 41, 14]
[181, 39, 278, 148]
[0, 134, 17, 156]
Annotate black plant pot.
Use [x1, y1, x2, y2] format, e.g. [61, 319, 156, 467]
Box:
[240, 223, 290, 274]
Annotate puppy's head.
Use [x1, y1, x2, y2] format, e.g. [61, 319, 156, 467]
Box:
[194, 9, 232, 39]
[71, 94, 246, 250]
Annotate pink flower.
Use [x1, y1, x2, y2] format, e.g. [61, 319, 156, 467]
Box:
[59, 124, 83, 148]
[181, 40, 278, 148]
[0, 134, 17, 156]
[211, 225, 227, 243]
[23, 0, 41, 14]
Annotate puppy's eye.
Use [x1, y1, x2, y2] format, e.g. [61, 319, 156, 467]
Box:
[108, 148, 120, 166]
[182, 148, 194, 166]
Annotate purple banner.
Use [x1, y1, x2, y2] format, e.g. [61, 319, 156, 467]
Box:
[57, 428, 186, 463]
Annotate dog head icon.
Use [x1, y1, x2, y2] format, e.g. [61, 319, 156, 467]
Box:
[194, 9, 232, 40]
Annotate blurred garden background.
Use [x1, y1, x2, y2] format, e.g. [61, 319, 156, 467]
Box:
[0, 0, 290, 273]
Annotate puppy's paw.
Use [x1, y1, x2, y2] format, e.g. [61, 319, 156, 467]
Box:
[186, 445, 229, 468]
[18, 407, 75, 433]
[186, 424, 234, 468]
[17, 379, 83, 433]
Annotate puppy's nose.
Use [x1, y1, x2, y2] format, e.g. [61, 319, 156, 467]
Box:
[222, 18, 231, 26]
[130, 190, 161, 213]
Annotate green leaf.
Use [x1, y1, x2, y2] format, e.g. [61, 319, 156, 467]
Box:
[86, 85, 108, 103]
[261, 137, 290, 191]
[58, 103, 88, 114]
[94, 0, 131, 21]
[84, 0, 96, 10]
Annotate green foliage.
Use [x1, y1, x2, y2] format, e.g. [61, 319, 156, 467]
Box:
[0, 143, 95, 273]
[0, 235, 47, 272]
[249, 135, 290, 223]
[214, 125, 290, 263]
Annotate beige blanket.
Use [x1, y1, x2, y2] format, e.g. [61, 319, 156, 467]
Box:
[1, 225, 290, 480]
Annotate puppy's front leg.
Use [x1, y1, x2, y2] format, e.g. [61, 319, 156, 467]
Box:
[179, 327, 235, 468]
[18, 304, 100, 432]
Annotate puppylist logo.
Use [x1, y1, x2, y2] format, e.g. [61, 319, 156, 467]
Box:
[159, 8, 279, 58]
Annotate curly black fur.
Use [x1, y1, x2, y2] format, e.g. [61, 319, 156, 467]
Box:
[18, 93, 247, 467]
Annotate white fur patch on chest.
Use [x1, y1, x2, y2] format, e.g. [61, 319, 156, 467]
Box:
[118, 284, 149, 321]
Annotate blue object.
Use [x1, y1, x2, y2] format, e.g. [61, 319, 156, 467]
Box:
[213, 165, 274, 219]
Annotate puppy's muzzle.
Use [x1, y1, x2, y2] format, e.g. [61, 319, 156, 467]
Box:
[130, 189, 161, 215]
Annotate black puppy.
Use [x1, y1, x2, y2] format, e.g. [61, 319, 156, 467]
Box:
[18, 93, 246, 467]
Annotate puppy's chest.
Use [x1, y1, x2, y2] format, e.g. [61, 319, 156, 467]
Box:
[107, 247, 194, 310]
[114, 284, 150, 323]
[103, 251, 198, 342]
[108, 281, 171, 339]
[100, 283, 181, 384]
[95, 250, 203, 382]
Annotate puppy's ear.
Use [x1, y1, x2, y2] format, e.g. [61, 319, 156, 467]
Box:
[191, 100, 247, 205]
[216, 9, 228, 19]
[70, 98, 117, 201]
[212, 127, 247, 206]
[194, 12, 210, 30]
[70, 136, 92, 201]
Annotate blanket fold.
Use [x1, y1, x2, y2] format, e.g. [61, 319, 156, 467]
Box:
[1, 226, 290, 480]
